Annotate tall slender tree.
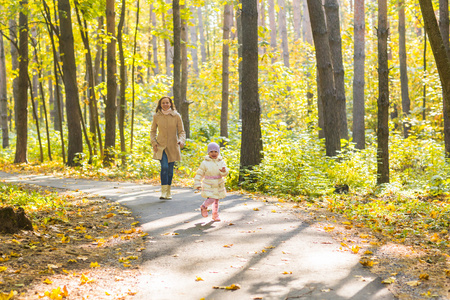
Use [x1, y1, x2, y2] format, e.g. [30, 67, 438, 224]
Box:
[180, 5, 190, 137]
[0, 29, 8, 149]
[439, 0, 450, 156]
[353, 0, 366, 149]
[324, 0, 348, 140]
[278, 0, 290, 68]
[117, 0, 127, 164]
[307, 0, 341, 157]
[59, 0, 83, 166]
[189, 6, 199, 76]
[293, 0, 302, 42]
[104, 0, 117, 165]
[198, 6, 207, 64]
[240, 0, 262, 181]
[399, 0, 411, 138]
[15, 1, 29, 164]
[173, 0, 181, 110]
[268, 0, 277, 64]
[221, 4, 232, 142]
[377, 0, 390, 184]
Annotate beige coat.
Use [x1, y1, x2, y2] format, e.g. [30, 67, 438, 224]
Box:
[150, 110, 186, 162]
[194, 155, 228, 199]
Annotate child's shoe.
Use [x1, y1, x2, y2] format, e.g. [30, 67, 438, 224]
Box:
[212, 213, 220, 222]
[200, 205, 208, 217]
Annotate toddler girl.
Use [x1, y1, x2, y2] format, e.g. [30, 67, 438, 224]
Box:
[194, 142, 228, 222]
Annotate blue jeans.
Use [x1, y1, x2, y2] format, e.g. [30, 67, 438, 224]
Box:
[160, 150, 174, 185]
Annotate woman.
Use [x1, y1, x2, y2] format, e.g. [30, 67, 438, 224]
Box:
[150, 97, 186, 199]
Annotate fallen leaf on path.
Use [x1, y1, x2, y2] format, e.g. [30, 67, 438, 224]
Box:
[43, 278, 53, 284]
[90, 262, 100, 268]
[282, 271, 292, 275]
[381, 277, 396, 284]
[0, 290, 16, 300]
[253, 208, 259, 211]
[195, 276, 204, 281]
[213, 284, 241, 290]
[223, 244, 233, 248]
[406, 280, 421, 287]
[419, 273, 429, 280]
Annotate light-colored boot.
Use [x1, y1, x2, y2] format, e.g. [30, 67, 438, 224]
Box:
[166, 185, 172, 200]
[160, 185, 168, 199]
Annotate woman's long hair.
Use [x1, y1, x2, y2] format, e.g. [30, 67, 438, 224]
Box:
[155, 96, 176, 112]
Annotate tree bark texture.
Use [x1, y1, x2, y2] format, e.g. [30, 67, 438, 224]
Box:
[190, 6, 199, 76]
[324, 0, 348, 140]
[118, 0, 127, 162]
[293, 0, 302, 42]
[173, 0, 181, 110]
[0, 30, 9, 148]
[198, 7, 207, 64]
[419, 0, 450, 157]
[15, 1, 29, 164]
[302, 0, 313, 45]
[399, 0, 411, 138]
[377, 0, 390, 184]
[439, 0, 450, 156]
[180, 8, 190, 138]
[278, 0, 290, 68]
[221, 4, 232, 140]
[150, 4, 159, 76]
[268, 0, 277, 64]
[237, 5, 243, 119]
[240, 0, 263, 175]
[105, 0, 117, 164]
[59, 0, 83, 166]
[9, 18, 19, 123]
[307, 0, 340, 157]
[353, 0, 365, 149]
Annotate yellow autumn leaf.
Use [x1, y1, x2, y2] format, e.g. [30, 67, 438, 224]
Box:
[0, 266, 7, 272]
[9, 252, 20, 257]
[342, 221, 352, 225]
[359, 234, 369, 239]
[195, 276, 204, 281]
[351, 245, 360, 254]
[43, 278, 53, 284]
[360, 258, 376, 267]
[253, 208, 259, 211]
[341, 242, 348, 248]
[68, 259, 77, 263]
[419, 273, 429, 280]
[406, 280, 421, 287]
[223, 244, 233, 248]
[0, 290, 16, 300]
[102, 213, 116, 219]
[282, 271, 292, 275]
[80, 273, 95, 285]
[61, 236, 70, 243]
[364, 250, 373, 255]
[264, 246, 275, 249]
[212, 284, 241, 290]
[430, 233, 440, 243]
[324, 226, 335, 231]
[381, 277, 396, 284]
[445, 269, 450, 277]
[90, 262, 100, 268]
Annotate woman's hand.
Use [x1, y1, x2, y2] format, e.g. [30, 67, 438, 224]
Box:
[152, 144, 158, 153]
[178, 141, 184, 149]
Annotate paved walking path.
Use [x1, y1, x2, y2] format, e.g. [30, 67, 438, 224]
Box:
[0, 172, 395, 300]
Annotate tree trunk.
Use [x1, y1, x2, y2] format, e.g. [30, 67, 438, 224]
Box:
[237, 5, 243, 120]
[268, 0, 277, 64]
[94, 17, 103, 87]
[278, 0, 290, 68]
[399, 0, 411, 138]
[353, 0, 366, 149]
[221, 4, 232, 141]
[376, 0, 390, 184]
[190, 7, 199, 76]
[259, 0, 266, 55]
[324, 0, 348, 140]
[59, 0, 83, 166]
[240, 0, 263, 181]
[302, 0, 313, 44]
[198, 6, 207, 64]
[307, 0, 340, 157]
[423, 29, 427, 121]
[173, 0, 181, 110]
[150, 3, 159, 77]
[15, 1, 29, 164]
[0, 30, 9, 149]
[131, 0, 140, 151]
[440, 0, 450, 156]
[9, 18, 19, 131]
[104, 0, 117, 165]
[293, 0, 302, 42]
[180, 6, 190, 138]
[117, 0, 127, 165]
[165, 0, 174, 76]
[419, 0, 450, 157]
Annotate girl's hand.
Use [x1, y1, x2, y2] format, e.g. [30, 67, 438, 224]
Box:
[219, 167, 226, 172]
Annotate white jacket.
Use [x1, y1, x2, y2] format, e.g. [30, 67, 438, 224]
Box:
[194, 155, 229, 199]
